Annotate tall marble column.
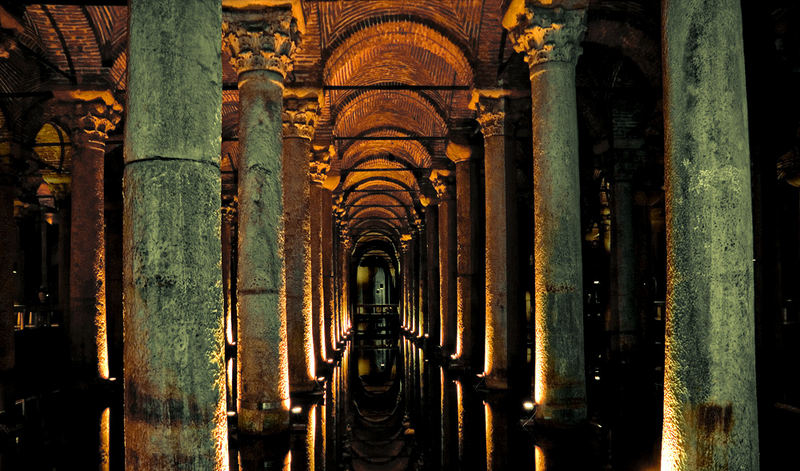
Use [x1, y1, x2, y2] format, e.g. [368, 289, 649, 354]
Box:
[415, 218, 426, 337]
[661, 1, 759, 469]
[223, 7, 300, 433]
[54, 90, 121, 380]
[320, 151, 339, 361]
[125, 0, 227, 467]
[430, 170, 456, 355]
[447, 139, 478, 365]
[507, 4, 587, 423]
[609, 157, 637, 358]
[309, 151, 330, 368]
[400, 235, 411, 329]
[474, 94, 513, 389]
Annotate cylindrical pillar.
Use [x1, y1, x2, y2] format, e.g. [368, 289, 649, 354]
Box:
[431, 171, 456, 355]
[282, 89, 321, 393]
[223, 8, 301, 433]
[310, 171, 326, 368]
[55, 91, 121, 381]
[661, 1, 759, 468]
[475, 95, 512, 389]
[508, 6, 588, 423]
[609, 160, 637, 358]
[424, 203, 440, 346]
[321, 165, 339, 360]
[125, 0, 227, 467]
[447, 140, 478, 365]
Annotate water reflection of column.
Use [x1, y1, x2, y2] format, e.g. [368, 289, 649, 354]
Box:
[99, 406, 110, 471]
[289, 403, 316, 471]
[484, 398, 509, 471]
[440, 367, 458, 468]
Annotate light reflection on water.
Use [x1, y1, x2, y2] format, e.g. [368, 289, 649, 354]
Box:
[3, 337, 627, 471]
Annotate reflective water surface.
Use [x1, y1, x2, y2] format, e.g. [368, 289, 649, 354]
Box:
[1, 333, 662, 470]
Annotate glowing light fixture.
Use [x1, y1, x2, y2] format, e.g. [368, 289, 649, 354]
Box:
[522, 400, 535, 412]
[291, 406, 303, 414]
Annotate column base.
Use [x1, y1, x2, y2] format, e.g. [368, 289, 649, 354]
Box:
[239, 404, 290, 436]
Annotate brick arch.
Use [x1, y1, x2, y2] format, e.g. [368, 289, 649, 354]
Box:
[334, 90, 447, 139]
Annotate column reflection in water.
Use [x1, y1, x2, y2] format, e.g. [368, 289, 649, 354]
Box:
[99, 406, 110, 471]
[289, 404, 316, 471]
[440, 366, 458, 468]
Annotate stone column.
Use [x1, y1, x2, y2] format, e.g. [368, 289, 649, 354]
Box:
[423, 201, 440, 346]
[341, 235, 352, 335]
[661, 1, 759, 469]
[282, 89, 321, 393]
[54, 90, 121, 380]
[125, 0, 226, 467]
[507, 4, 587, 423]
[223, 7, 300, 433]
[609, 157, 637, 358]
[431, 170, 456, 355]
[400, 236, 411, 329]
[322, 171, 339, 359]
[221, 204, 237, 411]
[416, 219, 426, 337]
[475, 94, 512, 389]
[310, 157, 327, 369]
[447, 139, 478, 365]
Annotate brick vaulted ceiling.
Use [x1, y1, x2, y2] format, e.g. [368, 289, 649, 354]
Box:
[0, 0, 660, 247]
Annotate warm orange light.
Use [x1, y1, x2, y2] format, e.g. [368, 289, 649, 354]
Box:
[99, 407, 110, 471]
[456, 380, 464, 460]
[96, 274, 109, 380]
[484, 401, 494, 470]
[534, 445, 545, 471]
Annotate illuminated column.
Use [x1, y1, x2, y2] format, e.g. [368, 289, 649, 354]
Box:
[661, 1, 759, 469]
[54, 90, 121, 380]
[310, 153, 329, 369]
[321, 156, 339, 360]
[430, 170, 456, 354]
[223, 7, 300, 432]
[423, 200, 439, 345]
[125, 0, 227, 467]
[447, 139, 478, 365]
[475, 94, 512, 389]
[221, 204, 237, 411]
[282, 89, 321, 393]
[415, 219, 426, 336]
[341, 235, 353, 334]
[400, 235, 411, 328]
[507, 4, 587, 422]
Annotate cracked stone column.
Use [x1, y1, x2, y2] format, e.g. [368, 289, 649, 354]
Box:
[507, 4, 587, 423]
[661, 1, 759, 469]
[283, 89, 321, 393]
[125, 0, 227, 467]
[309, 148, 330, 368]
[475, 94, 513, 389]
[223, 6, 300, 433]
[431, 170, 456, 355]
[53, 90, 121, 381]
[447, 138, 478, 366]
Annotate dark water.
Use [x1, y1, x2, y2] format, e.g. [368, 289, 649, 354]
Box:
[0, 336, 660, 470]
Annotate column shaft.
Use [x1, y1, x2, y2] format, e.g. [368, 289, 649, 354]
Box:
[610, 175, 637, 356]
[479, 106, 512, 389]
[284, 133, 315, 391]
[310, 182, 326, 367]
[662, 1, 759, 468]
[454, 158, 478, 364]
[69, 137, 108, 378]
[438, 193, 457, 354]
[125, 0, 227, 466]
[425, 206, 440, 346]
[508, 6, 588, 422]
[321, 189, 335, 359]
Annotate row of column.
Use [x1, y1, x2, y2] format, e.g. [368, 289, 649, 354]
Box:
[398, 2, 759, 469]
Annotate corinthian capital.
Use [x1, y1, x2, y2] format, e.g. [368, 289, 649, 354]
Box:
[283, 89, 320, 140]
[506, 6, 586, 69]
[223, 8, 299, 78]
[309, 159, 330, 185]
[472, 92, 509, 138]
[51, 90, 122, 145]
[429, 168, 454, 200]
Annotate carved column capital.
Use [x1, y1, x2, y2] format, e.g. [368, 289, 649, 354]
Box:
[51, 90, 122, 146]
[221, 202, 238, 224]
[283, 89, 320, 140]
[222, 8, 299, 78]
[506, 6, 587, 70]
[473, 94, 508, 138]
[429, 168, 455, 200]
[309, 158, 330, 185]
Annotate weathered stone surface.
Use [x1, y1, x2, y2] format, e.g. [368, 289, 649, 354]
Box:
[124, 1, 227, 467]
[661, 1, 759, 469]
[236, 70, 290, 434]
[507, 5, 587, 423]
[123, 161, 227, 470]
